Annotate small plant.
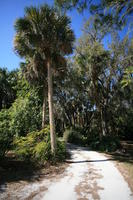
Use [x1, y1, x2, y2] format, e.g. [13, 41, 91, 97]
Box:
[14, 126, 66, 163]
[56, 140, 66, 161]
[63, 126, 86, 145]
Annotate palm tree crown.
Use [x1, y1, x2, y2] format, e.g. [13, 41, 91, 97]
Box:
[14, 4, 75, 63]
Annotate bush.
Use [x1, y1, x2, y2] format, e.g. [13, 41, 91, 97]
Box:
[10, 92, 42, 137]
[0, 109, 12, 158]
[14, 126, 66, 163]
[14, 126, 50, 161]
[90, 135, 120, 152]
[63, 127, 86, 145]
[56, 140, 66, 161]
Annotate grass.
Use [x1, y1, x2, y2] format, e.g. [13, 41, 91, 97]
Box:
[116, 161, 133, 193]
[122, 162, 133, 175]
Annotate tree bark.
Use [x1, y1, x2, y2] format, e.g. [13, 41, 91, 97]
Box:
[47, 60, 56, 154]
[42, 87, 46, 129]
[100, 108, 106, 138]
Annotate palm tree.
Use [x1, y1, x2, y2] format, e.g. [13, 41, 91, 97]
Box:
[14, 4, 75, 154]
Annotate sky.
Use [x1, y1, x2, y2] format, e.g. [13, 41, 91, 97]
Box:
[0, 0, 89, 71]
[0, 0, 130, 71]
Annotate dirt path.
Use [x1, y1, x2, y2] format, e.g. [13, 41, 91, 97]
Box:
[0, 144, 133, 200]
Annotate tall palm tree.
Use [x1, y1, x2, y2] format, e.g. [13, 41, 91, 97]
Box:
[14, 4, 75, 154]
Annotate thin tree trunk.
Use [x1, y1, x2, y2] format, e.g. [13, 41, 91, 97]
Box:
[42, 87, 46, 129]
[100, 108, 106, 137]
[47, 60, 56, 154]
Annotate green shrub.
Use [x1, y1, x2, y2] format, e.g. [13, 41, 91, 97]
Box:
[10, 93, 42, 137]
[56, 140, 66, 161]
[33, 141, 51, 162]
[63, 127, 86, 145]
[0, 81, 42, 158]
[90, 135, 120, 152]
[14, 126, 50, 161]
[0, 109, 12, 158]
[14, 126, 66, 163]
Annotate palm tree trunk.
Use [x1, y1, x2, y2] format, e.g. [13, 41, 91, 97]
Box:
[42, 87, 46, 129]
[47, 60, 56, 154]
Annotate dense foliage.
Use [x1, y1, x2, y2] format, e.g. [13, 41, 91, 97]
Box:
[14, 126, 66, 163]
[63, 127, 86, 145]
[0, 2, 133, 160]
[0, 71, 42, 157]
[0, 109, 11, 157]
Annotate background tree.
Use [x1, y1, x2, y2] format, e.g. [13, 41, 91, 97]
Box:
[9, 73, 42, 137]
[55, 0, 133, 87]
[20, 57, 47, 128]
[90, 0, 133, 29]
[55, 0, 133, 26]
[0, 68, 18, 110]
[0, 68, 42, 157]
[55, 0, 90, 12]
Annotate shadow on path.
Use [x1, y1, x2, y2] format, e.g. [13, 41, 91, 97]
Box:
[65, 158, 115, 164]
[0, 159, 41, 193]
[66, 143, 133, 164]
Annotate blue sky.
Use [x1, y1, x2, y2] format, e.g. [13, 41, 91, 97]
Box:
[0, 0, 130, 71]
[0, 0, 89, 71]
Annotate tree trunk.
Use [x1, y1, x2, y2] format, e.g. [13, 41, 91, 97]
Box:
[42, 87, 46, 129]
[47, 60, 56, 154]
[100, 108, 106, 138]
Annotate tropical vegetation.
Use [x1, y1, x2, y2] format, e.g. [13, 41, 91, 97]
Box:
[0, 1, 133, 162]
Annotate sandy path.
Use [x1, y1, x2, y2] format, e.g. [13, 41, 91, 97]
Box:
[0, 144, 133, 200]
[41, 144, 133, 200]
